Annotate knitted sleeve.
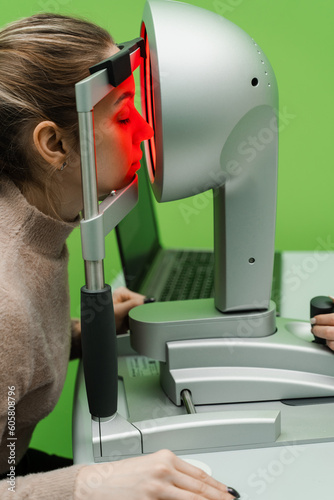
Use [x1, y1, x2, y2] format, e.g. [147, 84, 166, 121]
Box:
[0, 291, 81, 498]
[0, 464, 83, 499]
[0, 295, 35, 470]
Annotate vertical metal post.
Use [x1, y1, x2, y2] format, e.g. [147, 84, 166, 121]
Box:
[78, 110, 118, 420]
[78, 111, 105, 291]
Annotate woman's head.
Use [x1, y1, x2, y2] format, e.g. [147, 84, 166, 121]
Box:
[0, 14, 117, 217]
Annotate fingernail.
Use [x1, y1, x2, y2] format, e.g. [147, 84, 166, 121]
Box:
[144, 297, 156, 304]
[227, 486, 240, 498]
[310, 317, 316, 325]
[329, 295, 334, 302]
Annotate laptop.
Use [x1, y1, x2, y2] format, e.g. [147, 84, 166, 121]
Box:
[115, 165, 214, 302]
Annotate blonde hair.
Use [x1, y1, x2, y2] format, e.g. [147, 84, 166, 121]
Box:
[0, 13, 114, 197]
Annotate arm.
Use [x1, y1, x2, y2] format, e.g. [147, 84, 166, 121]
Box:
[0, 465, 83, 500]
[0, 449, 239, 499]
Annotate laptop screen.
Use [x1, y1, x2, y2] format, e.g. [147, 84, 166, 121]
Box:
[115, 163, 161, 291]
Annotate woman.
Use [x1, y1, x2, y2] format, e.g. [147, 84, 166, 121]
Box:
[0, 13, 239, 500]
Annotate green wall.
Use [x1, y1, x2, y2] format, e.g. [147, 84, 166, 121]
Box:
[2, 0, 333, 458]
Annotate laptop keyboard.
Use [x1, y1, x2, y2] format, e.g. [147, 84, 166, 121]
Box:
[159, 251, 214, 301]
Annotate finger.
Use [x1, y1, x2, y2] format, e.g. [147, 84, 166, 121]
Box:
[327, 340, 334, 351]
[170, 471, 237, 500]
[114, 298, 144, 317]
[312, 325, 334, 341]
[161, 484, 235, 500]
[113, 286, 145, 303]
[173, 456, 237, 498]
[123, 290, 145, 301]
[311, 313, 334, 326]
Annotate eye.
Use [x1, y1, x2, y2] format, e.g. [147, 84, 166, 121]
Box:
[119, 117, 130, 125]
[117, 106, 131, 125]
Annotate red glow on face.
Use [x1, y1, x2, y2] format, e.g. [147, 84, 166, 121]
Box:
[140, 23, 156, 178]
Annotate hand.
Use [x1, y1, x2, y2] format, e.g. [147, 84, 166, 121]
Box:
[74, 449, 239, 500]
[112, 286, 145, 334]
[311, 309, 334, 350]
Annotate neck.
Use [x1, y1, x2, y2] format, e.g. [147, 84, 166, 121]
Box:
[22, 179, 83, 222]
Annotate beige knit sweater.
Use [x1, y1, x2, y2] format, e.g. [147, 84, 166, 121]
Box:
[0, 178, 83, 498]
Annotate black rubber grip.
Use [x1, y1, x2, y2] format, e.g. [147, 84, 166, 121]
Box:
[310, 296, 334, 345]
[81, 285, 118, 418]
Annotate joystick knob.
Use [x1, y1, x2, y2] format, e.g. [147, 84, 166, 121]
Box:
[310, 296, 334, 345]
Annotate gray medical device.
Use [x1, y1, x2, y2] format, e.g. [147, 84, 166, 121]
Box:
[73, 0, 334, 472]
[140, 0, 278, 314]
[129, 0, 334, 406]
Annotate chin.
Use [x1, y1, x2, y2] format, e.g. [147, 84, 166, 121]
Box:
[127, 162, 141, 180]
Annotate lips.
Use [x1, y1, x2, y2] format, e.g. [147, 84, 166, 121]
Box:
[131, 149, 143, 165]
[130, 161, 141, 175]
[128, 161, 141, 178]
[128, 152, 143, 177]
[131, 155, 142, 166]
[131, 160, 141, 168]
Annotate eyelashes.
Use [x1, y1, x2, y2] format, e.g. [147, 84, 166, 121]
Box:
[119, 118, 130, 125]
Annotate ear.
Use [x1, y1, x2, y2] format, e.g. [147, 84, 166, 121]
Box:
[33, 121, 70, 169]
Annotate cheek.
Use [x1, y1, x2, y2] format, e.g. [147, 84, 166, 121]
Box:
[109, 128, 134, 163]
[117, 136, 133, 161]
[94, 116, 118, 144]
[94, 119, 134, 172]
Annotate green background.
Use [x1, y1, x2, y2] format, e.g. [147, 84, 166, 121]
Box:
[2, 0, 333, 458]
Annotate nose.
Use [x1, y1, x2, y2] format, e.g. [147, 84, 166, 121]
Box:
[133, 108, 154, 143]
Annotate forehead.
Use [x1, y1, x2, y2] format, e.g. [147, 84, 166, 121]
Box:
[93, 73, 136, 116]
[104, 73, 136, 107]
[112, 74, 136, 104]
